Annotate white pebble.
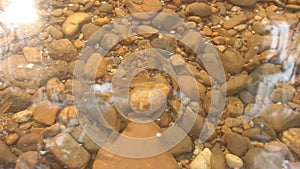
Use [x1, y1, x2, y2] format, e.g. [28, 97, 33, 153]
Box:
[225, 153, 244, 169]
[190, 154, 210, 169]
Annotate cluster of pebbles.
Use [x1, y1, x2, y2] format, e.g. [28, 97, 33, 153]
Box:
[0, 0, 300, 169]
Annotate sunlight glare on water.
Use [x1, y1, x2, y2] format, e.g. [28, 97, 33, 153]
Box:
[0, 0, 38, 26]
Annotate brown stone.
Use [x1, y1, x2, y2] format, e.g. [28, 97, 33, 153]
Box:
[46, 133, 91, 169]
[47, 39, 78, 62]
[84, 52, 107, 80]
[93, 122, 179, 169]
[224, 132, 250, 156]
[125, 0, 163, 19]
[223, 13, 248, 29]
[15, 151, 39, 169]
[33, 100, 60, 126]
[16, 133, 44, 152]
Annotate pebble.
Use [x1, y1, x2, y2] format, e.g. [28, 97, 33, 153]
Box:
[58, 106, 79, 127]
[46, 133, 91, 169]
[224, 132, 250, 156]
[228, 0, 257, 8]
[221, 75, 253, 96]
[15, 151, 39, 169]
[62, 12, 91, 36]
[47, 25, 64, 39]
[271, 84, 295, 103]
[42, 123, 64, 138]
[186, 3, 212, 18]
[225, 153, 244, 169]
[190, 149, 211, 169]
[98, 3, 113, 13]
[47, 39, 78, 62]
[151, 38, 176, 54]
[244, 148, 283, 169]
[178, 76, 205, 100]
[93, 122, 179, 169]
[22, 47, 43, 63]
[281, 128, 300, 158]
[264, 141, 289, 156]
[226, 97, 244, 117]
[16, 133, 44, 152]
[238, 91, 255, 104]
[211, 145, 226, 169]
[12, 110, 33, 123]
[225, 117, 242, 128]
[223, 13, 248, 29]
[170, 134, 193, 157]
[94, 17, 110, 26]
[124, 0, 163, 19]
[222, 48, 244, 74]
[33, 100, 60, 126]
[46, 77, 65, 102]
[259, 104, 300, 132]
[6, 133, 19, 145]
[71, 126, 100, 153]
[170, 54, 185, 67]
[0, 87, 33, 114]
[81, 23, 100, 40]
[84, 52, 107, 80]
[253, 22, 265, 35]
[0, 140, 17, 167]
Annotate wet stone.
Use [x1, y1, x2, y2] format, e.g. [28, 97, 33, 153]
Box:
[71, 126, 100, 153]
[15, 151, 39, 169]
[226, 97, 244, 117]
[46, 133, 91, 169]
[6, 133, 19, 145]
[33, 100, 60, 126]
[16, 133, 44, 152]
[170, 133, 193, 157]
[47, 25, 64, 39]
[124, 0, 163, 19]
[47, 39, 78, 62]
[22, 47, 43, 63]
[186, 3, 211, 18]
[225, 153, 243, 169]
[12, 110, 33, 123]
[81, 23, 100, 40]
[190, 148, 211, 169]
[211, 144, 226, 169]
[228, 0, 257, 8]
[151, 38, 176, 54]
[224, 132, 250, 156]
[244, 148, 283, 169]
[221, 75, 253, 96]
[98, 3, 113, 13]
[225, 117, 242, 128]
[46, 77, 65, 102]
[281, 128, 300, 158]
[259, 104, 300, 132]
[222, 49, 244, 74]
[58, 106, 79, 127]
[62, 12, 91, 36]
[0, 139, 17, 167]
[223, 13, 248, 29]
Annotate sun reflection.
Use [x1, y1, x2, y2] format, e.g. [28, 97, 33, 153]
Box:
[0, 0, 38, 26]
